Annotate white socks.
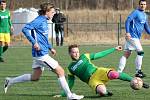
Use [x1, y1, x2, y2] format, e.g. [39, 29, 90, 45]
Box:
[9, 74, 31, 84]
[118, 56, 126, 73]
[118, 55, 143, 73]
[58, 76, 72, 97]
[135, 55, 143, 73]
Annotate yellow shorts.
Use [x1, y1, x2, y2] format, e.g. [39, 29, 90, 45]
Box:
[88, 67, 113, 91]
[0, 33, 10, 43]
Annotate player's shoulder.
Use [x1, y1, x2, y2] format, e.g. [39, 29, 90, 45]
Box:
[5, 9, 10, 13]
[82, 53, 90, 59]
[84, 53, 90, 56]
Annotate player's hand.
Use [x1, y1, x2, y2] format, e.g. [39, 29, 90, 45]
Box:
[34, 42, 40, 51]
[11, 26, 14, 32]
[115, 46, 122, 51]
[125, 33, 131, 40]
[51, 48, 56, 56]
[10, 26, 14, 37]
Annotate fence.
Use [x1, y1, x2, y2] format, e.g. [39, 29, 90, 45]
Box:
[11, 22, 122, 46]
[11, 21, 150, 47]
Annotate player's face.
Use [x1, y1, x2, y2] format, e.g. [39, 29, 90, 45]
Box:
[56, 10, 60, 14]
[139, 1, 146, 11]
[46, 8, 56, 20]
[70, 47, 80, 60]
[0, 2, 6, 10]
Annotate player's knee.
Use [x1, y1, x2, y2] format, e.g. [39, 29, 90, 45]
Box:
[54, 66, 65, 77]
[124, 51, 131, 59]
[96, 85, 107, 96]
[137, 51, 144, 56]
[108, 71, 119, 80]
[31, 78, 40, 81]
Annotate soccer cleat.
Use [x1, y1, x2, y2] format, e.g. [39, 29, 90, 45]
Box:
[106, 91, 113, 96]
[67, 93, 84, 100]
[0, 57, 4, 62]
[53, 94, 62, 98]
[135, 70, 146, 78]
[4, 77, 11, 93]
[101, 91, 113, 97]
[143, 83, 149, 89]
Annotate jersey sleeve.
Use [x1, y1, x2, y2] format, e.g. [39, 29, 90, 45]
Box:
[22, 24, 36, 45]
[8, 11, 12, 27]
[144, 21, 150, 34]
[90, 48, 116, 60]
[125, 10, 137, 33]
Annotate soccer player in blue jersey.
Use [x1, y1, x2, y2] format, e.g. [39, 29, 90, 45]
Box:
[117, 0, 150, 78]
[4, 3, 83, 100]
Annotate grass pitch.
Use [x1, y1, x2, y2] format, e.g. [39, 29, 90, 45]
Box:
[0, 45, 150, 100]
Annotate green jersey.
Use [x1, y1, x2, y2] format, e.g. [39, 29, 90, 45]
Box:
[68, 47, 116, 83]
[61, 47, 117, 96]
[0, 9, 12, 33]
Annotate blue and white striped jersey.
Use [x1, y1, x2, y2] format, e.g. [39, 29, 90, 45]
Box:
[22, 15, 52, 57]
[125, 8, 150, 39]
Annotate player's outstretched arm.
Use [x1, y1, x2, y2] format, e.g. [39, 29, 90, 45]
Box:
[91, 47, 119, 60]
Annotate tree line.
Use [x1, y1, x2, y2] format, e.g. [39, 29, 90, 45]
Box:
[9, 0, 150, 10]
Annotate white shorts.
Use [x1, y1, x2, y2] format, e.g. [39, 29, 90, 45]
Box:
[32, 54, 59, 70]
[124, 38, 143, 51]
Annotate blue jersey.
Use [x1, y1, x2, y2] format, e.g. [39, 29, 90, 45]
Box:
[125, 8, 150, 39]
[22, 15, 52, 57]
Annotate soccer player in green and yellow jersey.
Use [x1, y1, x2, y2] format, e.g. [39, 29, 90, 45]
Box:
[56, 44, 149, 97]
[0, 0, 13, 62]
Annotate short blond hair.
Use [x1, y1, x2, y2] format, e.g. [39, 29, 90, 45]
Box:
[68, 44, 79, 53]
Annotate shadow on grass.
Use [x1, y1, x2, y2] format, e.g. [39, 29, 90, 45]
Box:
[84, 95, 112, 99]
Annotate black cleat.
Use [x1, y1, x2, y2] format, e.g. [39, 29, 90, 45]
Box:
[0, 57, 4, 62]
[102, 91, 113, 97]
[135, 70, 146, 78]
[4, 77, 11, 93]
[143, 83, 149, 89]
[107, 91, 113, 96]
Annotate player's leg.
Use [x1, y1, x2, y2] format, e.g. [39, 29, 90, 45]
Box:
[4, 59, 43, 93]
[108, 70, 132, 81]
[54, 66, 84, 99]
[88, 68, 113, 96]
[0, 33, 4, 62]
[118, 39, 137, 73]
[4, 73, 32, 93]
[3, 42, 8, 53]
[0, 41, 4, 62]
[117, 50, 131, 72]
[96, 84, 113, 97]
[60, 27, 64, 46]
[135, 51, 145, 78]
[108, 71, 149, 89]
[44, 55, 83, 99]
[54, 66, 72, 96]
[3, 34, 10, 53]
[4, 68, 42, 93]
[0, 34, 10, 62]
[55, 26, 59, 46]
[134, 39, 145, 78]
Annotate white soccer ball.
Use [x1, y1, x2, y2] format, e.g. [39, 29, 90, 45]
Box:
[130, 77, 143, 90]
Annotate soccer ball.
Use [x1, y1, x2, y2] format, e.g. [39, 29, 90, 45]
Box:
[130, 77, 143, 90]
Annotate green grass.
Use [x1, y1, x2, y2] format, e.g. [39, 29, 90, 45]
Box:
[0, 45, 150, 100]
